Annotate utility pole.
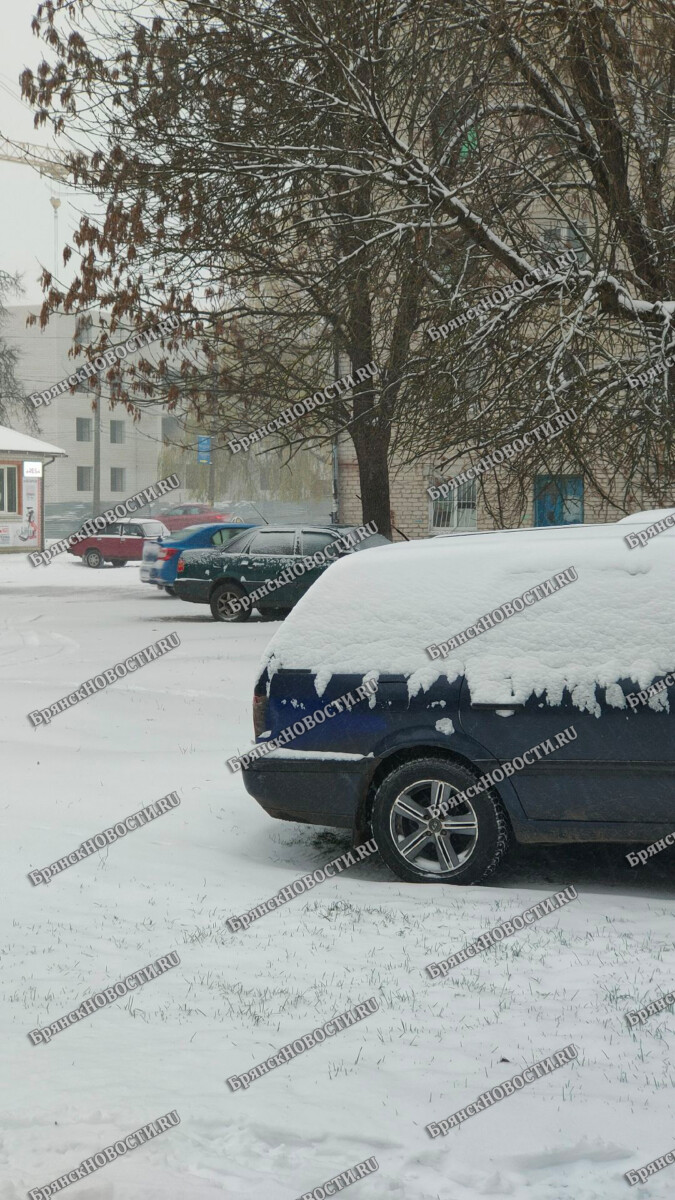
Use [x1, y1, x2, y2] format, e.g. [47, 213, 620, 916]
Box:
[208, 440, 216, 506]
[331, 343, 345, 523]
[92, 378, 101, 517]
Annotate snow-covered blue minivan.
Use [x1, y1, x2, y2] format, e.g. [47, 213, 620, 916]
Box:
[241, 512, 675, 885]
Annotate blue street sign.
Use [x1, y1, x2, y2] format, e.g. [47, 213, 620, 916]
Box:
[197, 436, 211, 463]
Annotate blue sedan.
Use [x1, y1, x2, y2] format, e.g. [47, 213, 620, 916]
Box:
[140, 521, 257, 594]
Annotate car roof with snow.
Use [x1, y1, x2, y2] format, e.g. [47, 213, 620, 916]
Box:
[262, 515, 675, 713]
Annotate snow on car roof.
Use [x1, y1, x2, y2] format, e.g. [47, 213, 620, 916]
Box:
[262, 518, 675, 713]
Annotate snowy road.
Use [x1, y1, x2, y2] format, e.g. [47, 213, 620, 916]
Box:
[2, 554, 675, 1199]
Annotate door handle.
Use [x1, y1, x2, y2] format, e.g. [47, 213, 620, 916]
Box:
[470, 701, 524, 711]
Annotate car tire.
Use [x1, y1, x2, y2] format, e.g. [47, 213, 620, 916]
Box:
[370, 755, 510, 885]
[84, 548, 104, 568]
[209, 581, 251, 622]
[110, 559, 128, 567]
[164, 585, 176, 596]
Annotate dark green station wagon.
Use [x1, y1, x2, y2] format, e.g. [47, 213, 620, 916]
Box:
[174, 523, 389, 621]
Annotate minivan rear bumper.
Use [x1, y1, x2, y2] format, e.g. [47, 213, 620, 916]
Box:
[242, 756, 374, 828]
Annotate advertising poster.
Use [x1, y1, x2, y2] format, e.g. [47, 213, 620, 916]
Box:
[1, 478, 41, 547]
[20, 479, 39, 544]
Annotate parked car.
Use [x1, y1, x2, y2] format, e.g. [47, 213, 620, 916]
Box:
[174, 525, 390, 621]
[45, 501, 93, 541]
[68, 519, 170, 568]
[156, 502, 238, 531]
[240, 514, 675, 885]
[141, 521, 257, 595]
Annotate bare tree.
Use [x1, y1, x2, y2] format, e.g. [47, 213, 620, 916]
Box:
[23, 0, 493, 535]
[352, 0, 675, 508]
[23, 0, 675, 528]
[0, 272, 36, 429]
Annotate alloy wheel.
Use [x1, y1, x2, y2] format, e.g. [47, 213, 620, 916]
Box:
[389, 779, 478, 875]
[215, 587, 245, 621]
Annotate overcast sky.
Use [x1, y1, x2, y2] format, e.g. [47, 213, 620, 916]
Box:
[0, 0, 82, 309]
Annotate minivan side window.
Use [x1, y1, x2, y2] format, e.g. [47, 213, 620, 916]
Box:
[300, 530, 340, 555]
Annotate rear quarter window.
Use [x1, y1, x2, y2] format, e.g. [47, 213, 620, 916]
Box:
[211, 527, 241, 547]
[300, 530, 342, 555]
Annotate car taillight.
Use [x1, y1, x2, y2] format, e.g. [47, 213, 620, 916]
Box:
[158, 547, 179, 561]
[177, 556, 185, 573]
[253, 690, 269, 740]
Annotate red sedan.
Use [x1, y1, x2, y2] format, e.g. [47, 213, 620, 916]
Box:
[157, 503, 235, 531]
[68, 518, 170, 568]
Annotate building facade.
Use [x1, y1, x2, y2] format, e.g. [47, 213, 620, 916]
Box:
[337, 433, 645, 541]
[6, 305, 166, 508]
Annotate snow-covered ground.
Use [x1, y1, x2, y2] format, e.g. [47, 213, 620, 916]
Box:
[2, 551, 675, 1199]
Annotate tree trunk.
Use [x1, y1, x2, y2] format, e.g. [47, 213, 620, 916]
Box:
[350, 421, 392, 539]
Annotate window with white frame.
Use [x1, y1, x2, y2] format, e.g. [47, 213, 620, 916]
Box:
[430, 479, 477, 531]
[0, 465, 18, 514]
[74, 317, 95, 392]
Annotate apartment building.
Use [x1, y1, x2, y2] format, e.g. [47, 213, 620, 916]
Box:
[6, 305, 167, 506]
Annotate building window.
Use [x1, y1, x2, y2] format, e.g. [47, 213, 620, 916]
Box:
[430, 480, 477, 532]
[75, 369, 96, 394]
[0, 465, 18, 514]
[534, 475, 584, 526]
[74, 317, 95, 392]
[77, 466, 92, 491]
[76, 417, 92, 442]
[542, 223, 564, 250]
[74, 316, 93, 346]
[110, 420, 125, 444]
[111, 467, 126, 492]
[459, 126, 478, 160]
[566, 221, 589, 265]
[541, 221, 588, 265]
[161, 415, 181, 444]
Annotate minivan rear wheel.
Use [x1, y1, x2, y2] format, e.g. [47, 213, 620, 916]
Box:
[370, 755, 510, 885]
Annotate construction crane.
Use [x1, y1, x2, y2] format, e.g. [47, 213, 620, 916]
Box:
[0, 134, 79, 278]
[0, 134, 69, 182]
